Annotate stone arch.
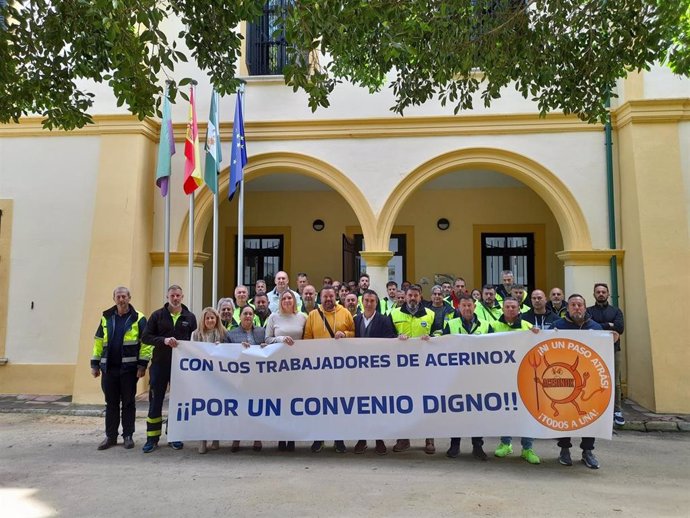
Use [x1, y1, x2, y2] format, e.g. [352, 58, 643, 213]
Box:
[177, 151, 377, 252]
[375, 147, 592, 252]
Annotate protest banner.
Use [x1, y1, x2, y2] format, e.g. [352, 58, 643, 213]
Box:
[168, 331, 614, 441]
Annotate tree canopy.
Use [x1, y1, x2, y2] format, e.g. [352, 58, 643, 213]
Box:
[1, 0, 689, 130]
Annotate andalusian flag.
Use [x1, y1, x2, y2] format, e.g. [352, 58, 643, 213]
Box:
[229, 91, 247, 201]
[183, 85, 203, 195]
[204, 90, 222, 194]
[155, 87, 175, 196]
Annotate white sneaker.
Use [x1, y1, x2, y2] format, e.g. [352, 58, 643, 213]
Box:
[613, 411, 625, 426]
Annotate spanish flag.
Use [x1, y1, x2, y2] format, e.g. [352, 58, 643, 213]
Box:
[183, 85, 203, 195]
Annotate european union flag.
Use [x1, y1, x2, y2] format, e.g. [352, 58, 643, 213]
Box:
[229, 91, 247, 201]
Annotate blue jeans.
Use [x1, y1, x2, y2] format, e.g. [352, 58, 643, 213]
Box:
[500, 436, 533, 449]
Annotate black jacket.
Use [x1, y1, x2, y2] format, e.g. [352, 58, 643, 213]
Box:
[142, 303, 197, 365]
[587, 303, 624, 350]
[523, 309, 558, 330]
[546, 301, 568, 318]
[552, 313, 602, 331]
[354, 312, 396, 338]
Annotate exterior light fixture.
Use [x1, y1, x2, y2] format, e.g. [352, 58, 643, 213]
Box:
[437, 218, 450, 231]
[312, 219, 325, 231]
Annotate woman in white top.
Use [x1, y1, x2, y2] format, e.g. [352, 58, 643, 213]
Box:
[264, 290, 306, 345]
[263, 290, 306, 451]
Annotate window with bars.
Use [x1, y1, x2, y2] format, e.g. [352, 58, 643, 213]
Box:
[481, 233, 534, 292]
[235, 235, 284, 296]
[246, 0, 290, 76]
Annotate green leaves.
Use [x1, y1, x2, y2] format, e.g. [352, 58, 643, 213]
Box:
[0, 0, 689, 129]
[284, 0, 690, 123]
[0, 0, 264, 129]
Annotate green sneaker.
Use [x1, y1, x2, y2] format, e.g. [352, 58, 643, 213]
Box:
[521, 448, 541, 464]
[494, 442, 513, 457]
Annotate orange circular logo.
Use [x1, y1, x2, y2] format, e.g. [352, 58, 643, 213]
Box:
[517, 338, 612, 431]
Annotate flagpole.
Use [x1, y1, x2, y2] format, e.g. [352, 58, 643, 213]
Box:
[156, 80, 175, 301]
[237, 83, 246, 287]
[211, 89, 220, 306]
[164, 187, 170, 296]
[163, 81, 172, 299]
[212, 190, 218, 305]
[204, 89, 222, 307]
[189, 193, 195, 311]
[187, 80, 199, 312]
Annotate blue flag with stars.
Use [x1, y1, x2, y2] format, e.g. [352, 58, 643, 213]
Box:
[229, 91, 247, 201]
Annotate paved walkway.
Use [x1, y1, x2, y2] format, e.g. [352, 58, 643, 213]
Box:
[0, 393, 687, 432]
[3, 412, 690, 517]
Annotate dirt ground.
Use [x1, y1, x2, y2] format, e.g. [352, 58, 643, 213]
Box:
[1, 413, 689, 517]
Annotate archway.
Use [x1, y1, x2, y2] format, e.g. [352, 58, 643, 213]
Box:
[177, 152, 377, 305]
[373, 147, 592, 296]
[179, 152, 377, 252]
[377, 148, 591, 252]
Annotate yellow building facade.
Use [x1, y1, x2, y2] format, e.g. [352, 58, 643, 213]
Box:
[0, 67, 688, 413]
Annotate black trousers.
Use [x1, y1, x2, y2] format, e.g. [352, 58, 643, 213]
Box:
[101, 367, 138, 438]
[146, 362, 171, 442]
[557, 437, 595, 451]
[450, 437, 484, 446]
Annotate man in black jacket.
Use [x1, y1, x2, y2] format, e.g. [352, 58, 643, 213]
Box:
[353, 289, 396, 455]
[552, 294, 604, 469]
[588, 283, 625, 426]
[141, 285, 197, 453]
[523, 289, 558, 329]
[91, 287, 149, 450]
[546, 287, 568, 317]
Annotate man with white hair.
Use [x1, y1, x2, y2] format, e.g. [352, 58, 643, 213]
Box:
[91, 286, 150, 450]
[267, 271, 302, 313]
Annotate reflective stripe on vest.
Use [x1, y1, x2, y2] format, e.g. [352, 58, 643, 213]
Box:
[97, 311, 146, 368]
[446, 318, 491, 335]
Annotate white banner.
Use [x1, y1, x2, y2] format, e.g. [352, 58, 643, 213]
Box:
[168, 331, 614, 441]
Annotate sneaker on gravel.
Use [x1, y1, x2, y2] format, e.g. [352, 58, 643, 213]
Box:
[521, 448, 541, 464]
[582, 449, 600, 469]
[310, 440, 324, 453]
[472, 445, 488, 461]
[494, 442, 513, 458]
[558, 447, 572, 466]
[142, 439, 158, 453]
[614, 411, 625, 426]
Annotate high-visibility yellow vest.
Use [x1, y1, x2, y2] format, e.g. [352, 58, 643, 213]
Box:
[390, 307, 435, 337]
[92, 309, 151, 371]
[445, 317, 491, 335]
[474, 302, 502, 322]
[491, 317, 533, 333]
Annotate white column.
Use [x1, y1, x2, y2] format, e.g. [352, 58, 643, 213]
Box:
[360, 251, 394, 297]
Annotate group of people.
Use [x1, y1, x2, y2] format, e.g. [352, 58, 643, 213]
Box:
[91, 269, 624, 470]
